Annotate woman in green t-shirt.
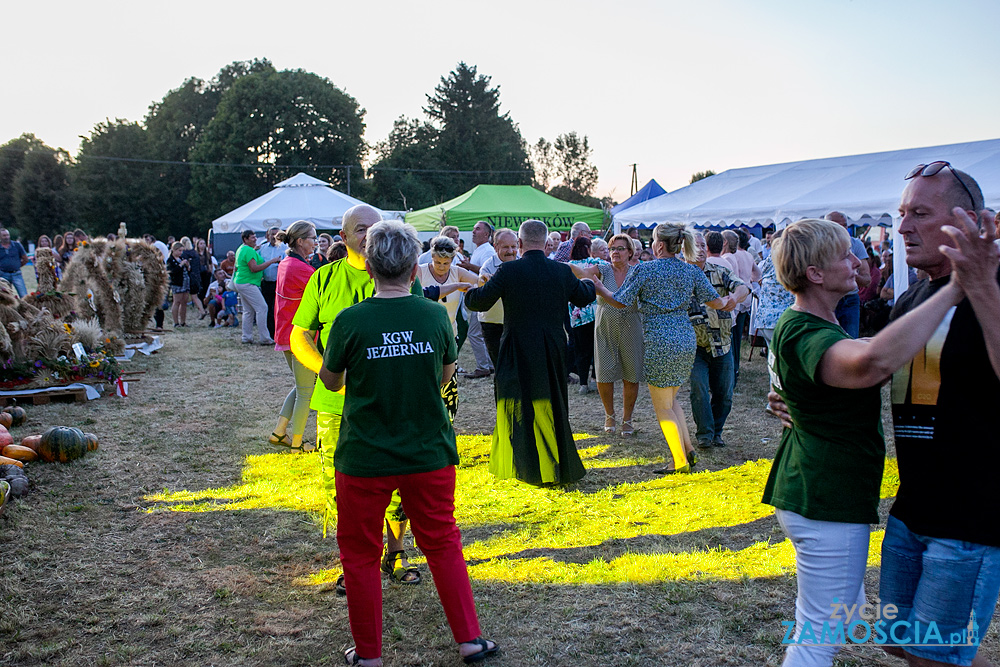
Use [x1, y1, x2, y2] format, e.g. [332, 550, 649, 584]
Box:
[233, 229, 281, 345]
[763, 218, 962, 666]
[319, 220, 498, 667]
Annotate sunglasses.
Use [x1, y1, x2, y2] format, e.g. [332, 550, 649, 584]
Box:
[905, 161, 977, 210]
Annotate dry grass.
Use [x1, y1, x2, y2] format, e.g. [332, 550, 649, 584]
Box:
[0, 301, 995, 666]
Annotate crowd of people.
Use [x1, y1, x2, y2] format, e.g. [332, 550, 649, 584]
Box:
[2, 160, 998, 667]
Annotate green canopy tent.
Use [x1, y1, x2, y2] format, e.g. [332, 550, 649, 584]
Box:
[405, 185, 604, 232]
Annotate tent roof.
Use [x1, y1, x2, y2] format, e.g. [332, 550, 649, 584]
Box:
[614, 138, 1000, 229]
[405, 185, 604, 232]
[610, 179, 667, 216]
[211, 173, 387, 233]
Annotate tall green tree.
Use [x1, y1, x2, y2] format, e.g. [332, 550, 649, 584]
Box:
[143, 58, 274, 232]
[12, 147, 73, 241]
[0, 133, 46, 230]
[370, 62, 532, 210]
[530, 138, 555, 192]
[552, 132, 598, 198]
[187, 67, 366, 221]
[74, 119, 169, 238]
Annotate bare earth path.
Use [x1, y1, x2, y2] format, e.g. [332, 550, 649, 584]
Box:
[0, 321, 994, 666]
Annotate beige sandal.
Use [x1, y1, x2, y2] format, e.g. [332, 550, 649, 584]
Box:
[604, 414, 616, 434]
[621, 420, 635, 437]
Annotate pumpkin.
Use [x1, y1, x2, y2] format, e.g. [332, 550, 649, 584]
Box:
[37, 426, 88, 463]
[0, 413, 11, 429]
[20, 435, 41, 452]
[83, 433, 99, 452]
[2, 445, 37, 462]
[0, 455, 24, 468]
[0, 426, 12, 449]
[2, 405, 26, 427]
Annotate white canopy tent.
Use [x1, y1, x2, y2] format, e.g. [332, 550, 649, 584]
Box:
[614, 138, 1000, 230]
[211, 173, 400, 234]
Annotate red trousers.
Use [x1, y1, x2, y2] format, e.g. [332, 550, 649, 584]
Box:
[335, 466, 481, 658]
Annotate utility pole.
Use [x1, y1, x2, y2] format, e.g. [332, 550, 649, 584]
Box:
[630, 164, 638, 196]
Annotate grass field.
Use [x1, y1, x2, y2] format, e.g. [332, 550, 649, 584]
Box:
[0, 284, 994, 666]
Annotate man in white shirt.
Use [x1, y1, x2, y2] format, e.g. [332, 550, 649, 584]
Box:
[721, 230, 761, 385]
[461, 221, 498, 378]
[257, 225, 287, 340]
[478, 228, 519, 367]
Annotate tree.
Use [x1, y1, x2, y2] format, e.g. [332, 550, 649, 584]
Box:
[12, 146, 73, 241]
[187, 67, 366, 221]
[552, 132, 598, 198]
[530, 138, 555, 192]
[143, 59, 274, 233]
[0, 134, 46, 230]
[690, 170, 716, 184]
[74, 119, 168, 238]
[370, 62, 533, 210]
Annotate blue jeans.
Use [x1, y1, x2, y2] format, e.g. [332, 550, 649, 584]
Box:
[0, 269, 26, 297]
[689, 347, 734, 445]
[879, 516, 1000, 666]
[731, 311, 749, 385]
[834, 292, 860, 339]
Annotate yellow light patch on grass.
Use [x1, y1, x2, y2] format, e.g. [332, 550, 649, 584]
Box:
[146, 437, 901, 586]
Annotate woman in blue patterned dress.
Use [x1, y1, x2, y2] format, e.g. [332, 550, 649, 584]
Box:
[594, 223, 729, 473]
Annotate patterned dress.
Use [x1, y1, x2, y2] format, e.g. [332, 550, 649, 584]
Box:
[614, 257, 719, 387]
[595, 263, 644, 383]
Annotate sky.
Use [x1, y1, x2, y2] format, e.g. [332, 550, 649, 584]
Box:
[3, 0, 999, 204]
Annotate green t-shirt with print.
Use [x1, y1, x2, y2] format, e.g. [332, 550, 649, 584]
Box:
[761, 309, 885, 524]
[292, 258, 421, 414]
[234, 244, 263, 286]
[323, 295, 459, 477]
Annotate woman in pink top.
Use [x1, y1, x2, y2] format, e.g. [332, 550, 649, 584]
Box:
[270, 220, 318, 452]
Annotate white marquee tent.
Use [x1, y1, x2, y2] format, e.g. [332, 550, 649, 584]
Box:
[614, 138, 1000, 230]
[211, 173, 399, 234]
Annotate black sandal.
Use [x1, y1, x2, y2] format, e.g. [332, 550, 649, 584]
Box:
[381, 550, 421, 585]
[344, 646, 379, 665]
[335, 573, 346, 596]
[268, 432, 291, 448]
[461, 637, 499, 664]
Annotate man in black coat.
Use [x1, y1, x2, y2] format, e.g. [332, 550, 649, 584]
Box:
[465, 219, 596, 486]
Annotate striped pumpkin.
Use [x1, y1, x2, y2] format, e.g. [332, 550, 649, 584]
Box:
[37, 427, 88, 463]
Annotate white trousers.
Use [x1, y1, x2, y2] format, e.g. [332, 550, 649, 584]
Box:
[775, 509, 869, 667]
[233, 281, 273, 344]
[461, 298, 493, 371]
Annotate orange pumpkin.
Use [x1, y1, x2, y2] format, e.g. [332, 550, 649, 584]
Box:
[83, 433, 99, 452]
[2, 445, 37, 462]
[0, 455, 24, 468]
[20, 435, 42, 452]
[0, 426, 12, 449]
[0, 413, 11, 429]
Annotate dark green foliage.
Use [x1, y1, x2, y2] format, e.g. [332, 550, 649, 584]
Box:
[187, 67, 366, 222]
[370, 62, 533, 210]
[11, 146, 74, 241]
[690, 169, 716, 184]
[0, 134, 46, 231]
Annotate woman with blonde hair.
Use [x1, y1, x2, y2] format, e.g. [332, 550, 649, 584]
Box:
[594, 222, 729, 473]
[269, 220, 318, 452]
[179, 236, 207, 319]
[762, 218, 962, 666]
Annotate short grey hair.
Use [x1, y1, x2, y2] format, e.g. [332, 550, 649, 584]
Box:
[721, 229, 739, 252]
[570, 221, 590, 239]
[591, 238, 608, 252]
[429, 235, 458, 258]
[493, 228, 517, 244]
[519, 219, 549, 246]
[365, 220, 421, 280]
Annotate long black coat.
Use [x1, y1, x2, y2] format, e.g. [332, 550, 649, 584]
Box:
[465, 249, 596, 485]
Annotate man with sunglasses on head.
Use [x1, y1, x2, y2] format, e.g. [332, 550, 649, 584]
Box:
[773, 162, 999, 667]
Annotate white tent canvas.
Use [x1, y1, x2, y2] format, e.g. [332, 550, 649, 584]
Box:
[615, 138, 1000, 229]
[211, 173, 397, 234]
